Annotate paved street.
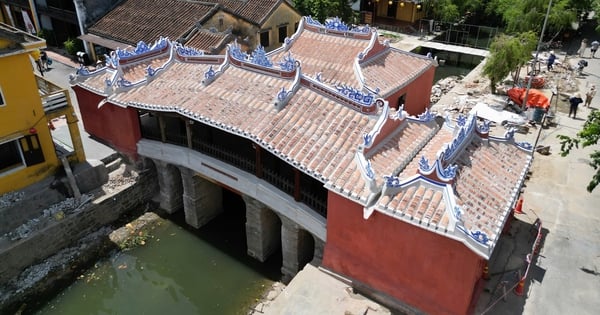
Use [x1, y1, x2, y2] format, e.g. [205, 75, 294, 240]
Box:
[514, 47, 600, 315]
[42, 50, 115, 162]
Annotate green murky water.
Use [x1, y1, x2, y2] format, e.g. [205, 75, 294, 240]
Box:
[33, 193, 281, 315]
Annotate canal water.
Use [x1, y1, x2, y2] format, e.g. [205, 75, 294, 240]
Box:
[411, 46, 484, 84]
[31, 191, 282, 315]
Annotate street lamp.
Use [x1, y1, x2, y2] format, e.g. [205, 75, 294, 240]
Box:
[521, 0, 553, 113]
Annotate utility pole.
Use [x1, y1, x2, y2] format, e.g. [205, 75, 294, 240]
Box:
[521, 0, 553, 112]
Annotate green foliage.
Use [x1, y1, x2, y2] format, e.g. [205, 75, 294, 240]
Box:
[483, 32, 537, 93]
[293, 0, 354, 23]
[486, 0, 576, 35]
[63, 38, 83, 56]
[558, 110, 600, 192]
[424, 0, 460, 22]
[119, 229, 152, 250]
[36, 29, 47, 39]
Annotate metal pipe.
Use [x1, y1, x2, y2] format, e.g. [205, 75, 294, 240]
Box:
[72, 0, 91, 56]
[521, 0, 553, 112]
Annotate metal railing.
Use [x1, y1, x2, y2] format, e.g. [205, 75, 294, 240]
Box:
[36, 75, 70, 113]
[418, 19, 500, 50]
[139, 114, 328, 217]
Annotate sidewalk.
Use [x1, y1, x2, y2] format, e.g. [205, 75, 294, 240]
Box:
[45, 48, 80, 69]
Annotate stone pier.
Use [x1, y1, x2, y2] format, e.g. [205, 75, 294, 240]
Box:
[280, 216, 316, 283]
[154, 160, 183, 213]
[179, 167, 223, 229]
[243, 195, 281, 262]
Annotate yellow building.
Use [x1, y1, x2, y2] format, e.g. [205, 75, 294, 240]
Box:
[0, 22, 85, 195]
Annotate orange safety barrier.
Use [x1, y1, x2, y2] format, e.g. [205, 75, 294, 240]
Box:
[514, 197, 524, 214]
[514, 217, 543, 297]
[514, 278, 525, 296]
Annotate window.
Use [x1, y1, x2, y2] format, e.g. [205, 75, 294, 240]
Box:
[278, 25, 287, 43]
[0, 86, 5, 106]
[397, 93, 407, 110]
[0, 140, 24, 173]
[260, 31, 270, 48]
[0, 135, 45, 174]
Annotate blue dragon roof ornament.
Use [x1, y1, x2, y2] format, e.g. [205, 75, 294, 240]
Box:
[279, 52, 297, 71]
[335, 84, 375, 106]
[324, 17, 349, 31]
[250, 45, 273, 67]
[177, 45, 205, 57]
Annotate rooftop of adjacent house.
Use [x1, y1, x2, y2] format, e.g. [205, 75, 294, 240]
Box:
[85, 0, 293, 51]
[183, 28, 233, 54]
[201, 0, 291, 26]
[70, 17, 533, 259]
[0, 23, 46, 55]
[86, 0, 217, 48]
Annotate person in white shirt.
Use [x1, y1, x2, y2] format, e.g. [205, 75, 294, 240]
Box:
[585, 85, 596, 108]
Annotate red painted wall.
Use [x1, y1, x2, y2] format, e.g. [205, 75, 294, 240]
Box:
[388, 66, 436, 116]
[323, 192, 483, 315]
[72, 86, 141, 159]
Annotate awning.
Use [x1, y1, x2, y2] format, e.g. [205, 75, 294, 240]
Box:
[78, 33, 131, 50]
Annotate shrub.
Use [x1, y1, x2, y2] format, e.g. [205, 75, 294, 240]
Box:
[63, 38, 84, 56]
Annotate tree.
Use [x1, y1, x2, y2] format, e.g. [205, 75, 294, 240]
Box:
[558, 110, 600, 192]
[420, 0, 461, 23]
[293, 0, 354, 23]
[482, 32, 537, 93]
[486, 0, 576, 37]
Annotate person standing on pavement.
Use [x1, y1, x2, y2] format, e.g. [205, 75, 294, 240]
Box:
[579, 38, 588, 57]
[591, 40, 600, 58]
[569, 93, 584, 118]
[585, 85, 596, 108]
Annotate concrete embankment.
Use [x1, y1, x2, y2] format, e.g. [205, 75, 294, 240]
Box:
[0, 163, 158, 314]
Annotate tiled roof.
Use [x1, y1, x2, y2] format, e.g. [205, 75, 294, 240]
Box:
[269, 19, 434, 95]
[184, 29, 233, 54]
[72, 17, 533, 259]
[107, 61, 375, 192]
[201, 0, 284, 25]
[269, 27, 368, 87]
[367, 121, 437, 178]
[365, 114, 532, 258]
[87, 0, 216, 46]
[361, 49, 433, 97]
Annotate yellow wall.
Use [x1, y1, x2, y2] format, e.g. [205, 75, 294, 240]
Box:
[203, 10, 257, 48]
[260, 3, 302, 51]
[201, 4, 300, 52]
[0, 51, 59, 194]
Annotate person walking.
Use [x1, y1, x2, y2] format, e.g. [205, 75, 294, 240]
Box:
[569, 93, 584, 118]
[40, 50, 48, 71]
[591, 40, 600, 58]
[585, 85, 596, 108]
[579, 38, 588, 57]
[547, 51, 556, 71]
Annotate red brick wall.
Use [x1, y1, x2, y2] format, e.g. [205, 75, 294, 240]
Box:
[388, 66, 436, 116]
[72, 86, 141, 159]
[323, 192, 483, 315]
